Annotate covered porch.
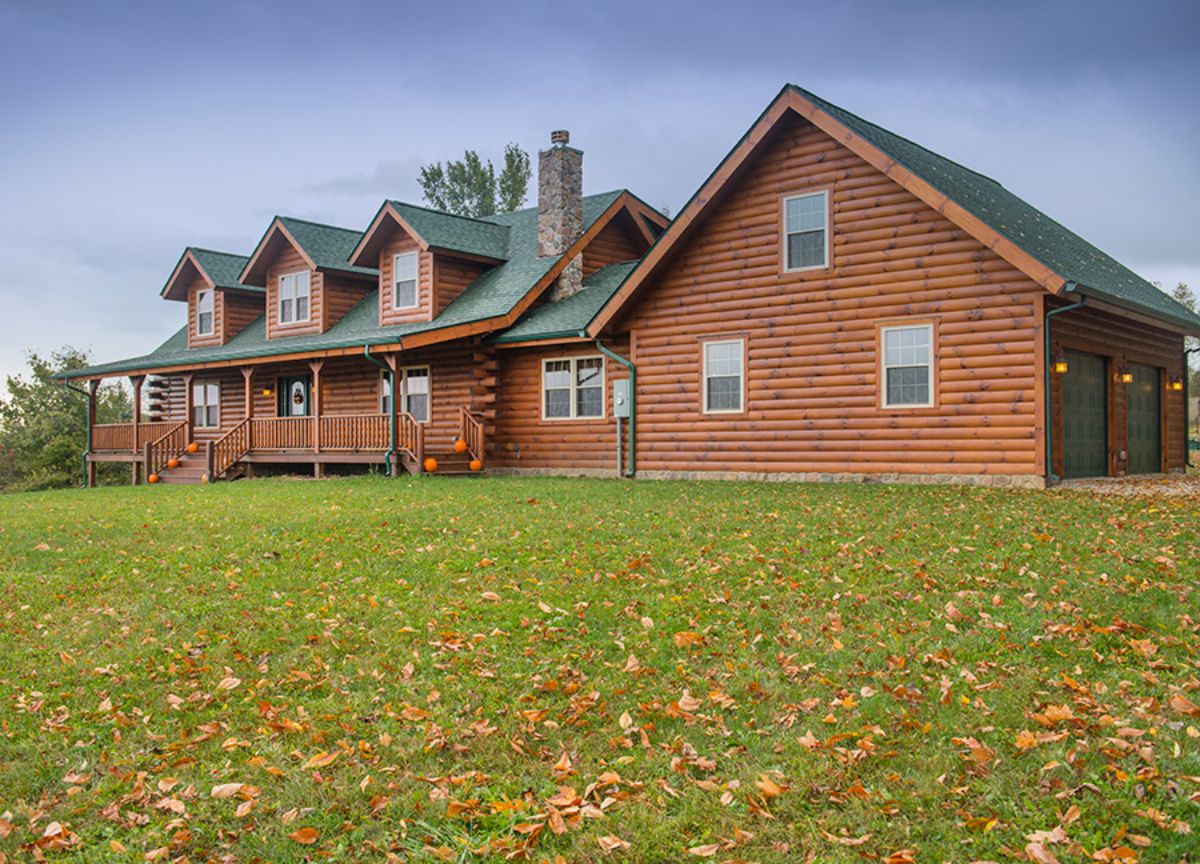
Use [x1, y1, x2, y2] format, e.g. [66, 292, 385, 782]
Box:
[85, 347, 493, 484]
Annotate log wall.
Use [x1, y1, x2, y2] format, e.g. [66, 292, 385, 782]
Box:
[616, 113, 1047, 478]
[582, 211, 646, 276]
[265, 244, 323, 338]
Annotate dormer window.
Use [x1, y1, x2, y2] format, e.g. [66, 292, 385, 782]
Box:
[279, 271, 311, 324]
[393, 252, 419, 310]
[196, 289, 214, 336]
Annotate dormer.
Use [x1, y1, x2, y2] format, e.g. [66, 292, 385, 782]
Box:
[239, 216, 377, 339]
[349, 202, 509, 326]
[161, 248, 263, 348]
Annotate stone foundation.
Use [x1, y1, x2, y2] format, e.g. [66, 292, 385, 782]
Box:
[488, 466, 1046, 488]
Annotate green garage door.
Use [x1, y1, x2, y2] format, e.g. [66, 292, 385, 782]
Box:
[1126, 363, 1161, 474]
[1061, 351, 1108, 478]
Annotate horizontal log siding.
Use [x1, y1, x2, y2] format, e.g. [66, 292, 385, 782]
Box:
[582, 211, 646, 276]
[187, 275, 222, 349]
[493, 339, 628, 473]
[1048, 302, 1185, 476]
[618, 114, 1045, 477]
[223, 292, 264, 341]
[266, 243, 323, 338]
[434, 254, 489, 316]
[190, 370, 248, 441]
[378, 234, 434, 325]
[321, 274, 371, 331]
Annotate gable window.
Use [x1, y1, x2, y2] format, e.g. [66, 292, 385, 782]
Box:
[881, 324, 934, 407]
[278, 271, 311, 324]
[542, 357, 604, 420]
[192, 382, 220, 428]
[782, 190, 829, 272]
[703, 339, 744, 413]
[196, 289, 214, 336]
[393, 252, 419, 310]
[380, 367, 430, 422]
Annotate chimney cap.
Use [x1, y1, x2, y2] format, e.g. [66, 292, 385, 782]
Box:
[550, 129, 570, 146]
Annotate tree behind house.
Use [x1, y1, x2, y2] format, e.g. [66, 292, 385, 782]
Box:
[0, 348, 131, 492]
[418, 144, 532, 218]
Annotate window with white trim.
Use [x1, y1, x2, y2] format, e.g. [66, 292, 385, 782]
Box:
[542, 356, 604, 420]
[278, 271, 311, 324]
[192, 382, 220, 428]
[703, 339, 744, 413]
[881, 324, 934, 407]
[783, 190, 829, 271]
[380, 367, 430, 422]
[196, 289, 214, 336]
[393, 251, 419, 310]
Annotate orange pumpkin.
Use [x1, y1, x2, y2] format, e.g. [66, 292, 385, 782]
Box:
[186, 442, 199, 454]
[423, 457, 438, 473]
[166, 458, 180, 469]
[148, 473, 160, 484]
[200, 475, 208, 485]
[469, 459, 483, 472]
[453, 438, 468, 454]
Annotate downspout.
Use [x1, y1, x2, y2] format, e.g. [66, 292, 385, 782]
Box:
[1185, 346, 1199, 468]
[594, 338, 636, 478]
[363, 345, 396, 476]
[1044, 285, 1086, 485]
[63, 379, 93, 488]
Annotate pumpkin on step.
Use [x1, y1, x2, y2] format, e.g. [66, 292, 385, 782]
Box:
[469, 459, 483, 472]
[453, 438, 468, 453]
[148, 473, 160, 484]
[166, 458, 179, 469]
[423, 457, 438, 473]
[186, 442, 199, 454]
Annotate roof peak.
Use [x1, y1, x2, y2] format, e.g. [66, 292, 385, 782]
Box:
[277, 215, 363, 235]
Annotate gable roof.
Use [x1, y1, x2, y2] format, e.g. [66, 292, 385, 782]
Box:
[160, 247, 258, 300]
[239, 216, 378, 286]
[59, 191, 643, 380]
[590, 84, 1200, 336]
[493, 261, 637, 344]
[350, 201, 512, 265]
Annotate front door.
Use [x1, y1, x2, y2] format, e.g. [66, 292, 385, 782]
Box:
[1126, 363, 1161, 474]
[1061, 350, 1108, 479]
[278, 375, 312, 417]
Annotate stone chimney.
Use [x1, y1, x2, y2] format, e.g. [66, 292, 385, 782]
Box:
[538, 130, 584, 301]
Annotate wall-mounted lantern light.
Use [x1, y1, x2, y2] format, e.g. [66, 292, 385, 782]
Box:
[1168, 377, 1184, 391]
[262, 388, 274, 397]
[1117, 367, 1134, 385]
[1052, 352, 1069, 374]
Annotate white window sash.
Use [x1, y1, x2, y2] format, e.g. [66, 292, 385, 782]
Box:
[541, 357, 605, 420]
[880, 324, 935, 408]
[278, 271, 311, 324]
[782, 190, 829, 273]
[702, 339, 745, 414]
[192, 382, 220, 428]
[393, 252, 419, 310]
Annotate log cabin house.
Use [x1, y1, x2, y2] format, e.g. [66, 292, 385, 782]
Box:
[60, 85, 1200, 488]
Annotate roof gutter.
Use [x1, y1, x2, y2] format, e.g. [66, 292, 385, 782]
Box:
[1044, 283, 1086, 485]
[362, 345, 396, 476]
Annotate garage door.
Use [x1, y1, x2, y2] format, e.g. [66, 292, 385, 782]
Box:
[1126, 363, 1161, 474]
[1061, 351, 1107, 478]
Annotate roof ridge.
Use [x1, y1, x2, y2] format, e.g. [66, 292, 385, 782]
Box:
[388, 199, 513, 228]
[188, 246, 249, 260]
[278, 215, 363, 235]
[789, 84, 1004, 188]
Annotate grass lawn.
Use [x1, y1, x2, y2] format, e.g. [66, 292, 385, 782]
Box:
[0, 476, 1197, 863]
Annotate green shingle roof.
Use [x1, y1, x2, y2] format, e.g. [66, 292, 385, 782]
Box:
[189, 248, 257, 292]
[277, 217, 377, 276]
[385, 201, 511, 260]
[493, 261, 637, 343]
[60, 191, 628, 379]
[790, 85, 1200, 330]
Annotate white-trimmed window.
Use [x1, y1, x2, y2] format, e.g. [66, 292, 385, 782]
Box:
[783, 190, 829, 271]
[380, 367, 430, 422]
[278, 271, 311, 324]
[542, 357, 604, 420]
[196, 289, 214, 336]
[881, 324, 934, 407]
[393, 252, 419, 310]
[703, 339, 744, 413]
[192, 382, 219, 428]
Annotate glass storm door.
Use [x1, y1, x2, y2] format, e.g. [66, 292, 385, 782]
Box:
[278, 375, 312, 417]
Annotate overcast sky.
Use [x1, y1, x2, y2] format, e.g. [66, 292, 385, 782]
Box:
[1, 0, 1197, 393]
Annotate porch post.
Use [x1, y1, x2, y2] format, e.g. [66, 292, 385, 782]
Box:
[129, 375, 144, 484]
[385, 353, 400, 477]
[86, 380, 98, 488]
[309, 359, 324, 478]
[182, 373, 195, 445]
[241, 367, 255, 452]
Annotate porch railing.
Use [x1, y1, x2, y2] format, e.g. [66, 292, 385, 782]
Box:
[459, 407, 485, 463]
[208, 419, 251, 479]
[321, 414, 390, 451]
[397, 412, 425, 465]
[250, 417, 312, 450]
[93, 421, 180, 452]
[145, 422, 188, 475]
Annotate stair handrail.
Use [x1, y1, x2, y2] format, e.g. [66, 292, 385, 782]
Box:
[208, 418, 252, 480]
[143, 421, 188, 476]
[395, 412, 425, 468]
[459, 407, 485, 463]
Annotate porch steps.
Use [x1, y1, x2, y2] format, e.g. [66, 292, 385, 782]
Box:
[426, 452, 481, 477]
[155, 452, 209, 485]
